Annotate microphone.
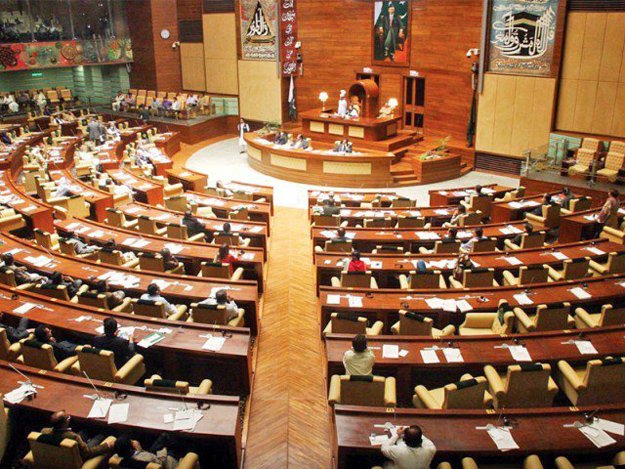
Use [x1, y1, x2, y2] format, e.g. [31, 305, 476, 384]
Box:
[177, 387, 188, 411]
[83, 370, 104, 400]
[9, 363, 33, 386]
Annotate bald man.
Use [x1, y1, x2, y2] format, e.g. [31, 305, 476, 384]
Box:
[41, 410, 113, 460]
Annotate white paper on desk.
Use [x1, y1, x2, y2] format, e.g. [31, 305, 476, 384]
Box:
[370, 261, 382, 269]
[249, 226, 263, 233]
[487, 426, 519, 452]
[509, 202, 522, 209]
[152, 279, 171, 291]
[504, 256, 523, 266]
[348, 296, 363, 308]
[89, 230, 105, 239]
[443, 347, 464, 363]
[499, 228, 513, 235]
[326, 294, 341, 305]
[457, 231, 472, 239]
[320, 230, 336, 239]
[107, 403, 129, 424]
[164, 243, 184, 254]
[456, 300, 473, 313]
[202, 336, 226, 351]
[13, 302, 37, 315]
[4, 383, 38, 404]
[122, 238, 137, 246]
[508, 345, 532, 362]
[133, 239, 150, 248]
[584, 215, 598, 222]
[513, 292, 534, 306]
[4, 248, 22, 255]
[382, 344, 399, 359]
[88, 398, 112, 419]
[399, 349, 408, 357]
[442, 299, 457, 312]
[421, 349, 440, 363]
[594, 418, 625, 436]
[240, 252, 255, 261]
[552, 251, 569, 260]
[578, 424, 616, 448]
[586, 247, 605, 255]
[425, 298, 444, 309]
[163, 413, 174, 424]
[173, 409, 203, 431]
[575, 340, 598, 355]
[570, 287, 592, 300]
[434, 209, 449, 215]
[369, 434, 390, 446]
[345, 232, 356, 240]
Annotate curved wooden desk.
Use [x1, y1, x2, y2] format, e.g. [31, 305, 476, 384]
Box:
[0, 361, 242, 468]
[0, 284, 251, 394]
[334, 404, 625, 468]
[244, 133, 396, 187]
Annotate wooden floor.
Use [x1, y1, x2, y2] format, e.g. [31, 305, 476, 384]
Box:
[243, 206, 332, 468]
[174, 140, 333, 467]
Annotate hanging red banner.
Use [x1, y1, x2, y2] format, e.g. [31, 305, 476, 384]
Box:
[279, 0, 297, 76]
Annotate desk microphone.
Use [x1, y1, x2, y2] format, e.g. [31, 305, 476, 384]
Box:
[9, 363, 33, 386]
[177, 388, 189, 411]
[83, 371, 104, 400]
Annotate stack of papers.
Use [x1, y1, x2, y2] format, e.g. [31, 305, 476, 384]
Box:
[420, 349, 440, 363]
[98, 272, 140, 288]
[348, 296, 363, 308]
[4, 383, 37, 404]
[513, 292, 534, 305]
[574, 340, 598, 355]
[443, 347, 464, 363]
[166, 409, 204, 431]
[152, 279, 172, 291]
[13, 302, 37, 314]
[415, 232, 440, 240]
[573, 421, 616, 448]
[326, 294, 341, 305]
[108, 403, 130, 424]
[424, 259, 456, 269]
[485, 425, 519, 451]
[87, 398, 113, 418]
[504, 256, 523, 266]
[570, 287, 591, 300]
[508, 345, 532, 362]
[382, 344, 399, 359]
[202, 335, 226, 351]
[24, 255, 53, 267]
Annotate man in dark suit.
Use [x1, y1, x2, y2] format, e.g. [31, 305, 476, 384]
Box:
[33, 325, 77, 362]
[182, 210, 207, 240]
[41, 411, 113, 460]
[322, 199, 341, 216]
[93, 318, 136, 369]
[378, 4, 402, 61]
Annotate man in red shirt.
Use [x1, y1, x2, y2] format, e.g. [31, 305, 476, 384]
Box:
[348, 251, 367, 272]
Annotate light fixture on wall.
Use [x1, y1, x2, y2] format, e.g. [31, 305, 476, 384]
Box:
[172, 41, 180, 50]
[319, 91, 328, 112]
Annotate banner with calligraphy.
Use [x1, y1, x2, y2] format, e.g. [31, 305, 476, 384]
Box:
[240, 0, 277, 61]
[488, 0, 559, 76]
[279, 0, 297, 76]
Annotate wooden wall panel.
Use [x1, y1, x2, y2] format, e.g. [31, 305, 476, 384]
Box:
[177, 0, 203, 20]
[613, 83, 625, 136]
[203, 13, 238, 95]
[476, 75, 556, 157]
[294, 0, 482, 141]
[151, 0, 183, 91]
[127, 1, 156, 89]
[556, 12, 625, 137]
[238, 60, 282, 123]
[181, 43, 207, 91]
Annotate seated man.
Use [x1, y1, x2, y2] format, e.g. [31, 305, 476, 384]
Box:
[1, 253, 47, 285]
[65, 232, 99, 255]
[460, 227, 487, 252]
[102, 240, 138, 264]
[182, 210, 208, 240]
[343, 334, 375, 375]
[40, 410, 113, 461]
[379, 425, 436, 469]
[199, 289, 240, 323]
[347, 251, 366, 273]
[113, 433, 179, 469]
[511, 222, 533, 247]
[41, 271, 82, 298]
[87, 278, 127, 310]
[33, 325, 78, 362]
[140, 283, 178, 318]
[0, 312, 31, 343]
[93, 317, 136, 369]
[530, 193, 555, 216]
[341, 138, 353, 154]
[112, 91, 125, 111]
[160, 248, 180, 272]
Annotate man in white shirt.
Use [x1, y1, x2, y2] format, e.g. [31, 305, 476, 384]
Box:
[199, 289, 240, 322]
[460, 226, 486, 253]
[140, 283, 178, 317]
[342, 334, 375, 375]
[378, 425, 436, 469]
